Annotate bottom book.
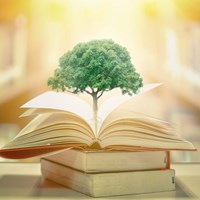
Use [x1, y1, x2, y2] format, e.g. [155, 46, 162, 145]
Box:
[41, 158, 175, 197]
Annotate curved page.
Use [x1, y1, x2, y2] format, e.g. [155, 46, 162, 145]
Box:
[21, 91, 93, 122]
[98, 83, 162, 123]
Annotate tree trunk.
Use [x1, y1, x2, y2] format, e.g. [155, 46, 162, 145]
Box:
[92, 93, 98, 135]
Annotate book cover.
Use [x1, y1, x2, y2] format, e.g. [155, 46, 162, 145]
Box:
[44, 148, 170, 172]
[41, 158, 176, 197]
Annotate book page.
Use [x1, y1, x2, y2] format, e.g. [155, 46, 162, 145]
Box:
[3, 112, 94, 149]
[98, 108, 195, 150]
[21, 91, 93, 122]
[16, 112, 94, 138]
[98, 83, 162, 124]
[99, 109, 173, 138]
[20, 108, 73, 117]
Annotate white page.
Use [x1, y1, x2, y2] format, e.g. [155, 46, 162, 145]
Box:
[21, 84, 161, 130]
[98, 83, 162, 123]
[21, 91, 93, 122]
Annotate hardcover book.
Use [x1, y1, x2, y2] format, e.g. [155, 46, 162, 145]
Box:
[41, 158, 176, 197]
[43, 148, 170, 172]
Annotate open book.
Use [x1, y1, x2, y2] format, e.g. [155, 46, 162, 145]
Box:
[0, 83, 195, 159]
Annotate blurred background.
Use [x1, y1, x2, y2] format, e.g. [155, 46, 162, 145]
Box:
[0, 0, 199, 162]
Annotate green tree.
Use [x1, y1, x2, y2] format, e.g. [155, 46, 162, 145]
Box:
[48, 39, 143, 133]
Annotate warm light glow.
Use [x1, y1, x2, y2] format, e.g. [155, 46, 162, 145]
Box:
[166, 29, 178, 73]
[0, 0, 200, 164]
[173, 0, 200, 21]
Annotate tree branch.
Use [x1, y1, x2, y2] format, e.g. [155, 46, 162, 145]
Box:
[97, 91, 104, 99]
[85, 89, 92, 95]
[90, 87, 95, 93]
[96, 88, 100, 93]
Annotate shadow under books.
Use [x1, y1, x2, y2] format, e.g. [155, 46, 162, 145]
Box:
[0, 174, 197, 199]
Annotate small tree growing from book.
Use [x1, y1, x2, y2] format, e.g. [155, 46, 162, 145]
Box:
[48, 39, 143, 133]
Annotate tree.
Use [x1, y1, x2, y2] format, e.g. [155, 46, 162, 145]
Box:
[48, 39, 143, 133]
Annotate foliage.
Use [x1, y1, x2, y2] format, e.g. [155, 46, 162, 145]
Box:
[48, 39, 143, 98]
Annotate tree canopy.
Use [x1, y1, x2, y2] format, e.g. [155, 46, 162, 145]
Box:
[48, 39, 143, 97]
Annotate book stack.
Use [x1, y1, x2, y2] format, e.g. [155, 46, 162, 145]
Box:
[41, 149, 175, 197]
[0, 87, 195, 197]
